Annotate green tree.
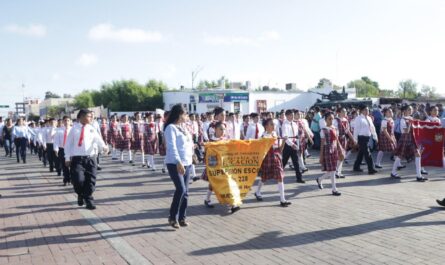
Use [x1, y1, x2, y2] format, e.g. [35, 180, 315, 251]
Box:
[197, 76, 230, 89]
[398, 79, 418, 99]
[44, 91, 61, 99]
[347, 76, 380, 97]
[317, 78, 332, 88]
[420, 85, 438, 99]
[46, 106, 64, 118]
[74, 90, 95, 109]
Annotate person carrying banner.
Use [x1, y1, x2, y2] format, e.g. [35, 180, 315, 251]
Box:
[164, 104, 194, 229]
[316, 112, 344, 196]
[390, 105, 427, 181]
[254, 118, 291, 207]
[281, 109, 305, 183]
[375, 108, 397, 169]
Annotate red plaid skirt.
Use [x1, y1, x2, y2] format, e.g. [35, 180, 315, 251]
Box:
[260, 148, 284, 182]
[118, 137, 132, 151]
[109, 129, 119, 147]
[131, 133, 144, 151]
[394, 133, 417, 161]
[338, 135, 347, 150]
[158, 141, 166, 156]
[378, 132, 396, 152]
[321, 144, 339, 172]
[144, 139, 157, 155]
[299, 139, 307, 155]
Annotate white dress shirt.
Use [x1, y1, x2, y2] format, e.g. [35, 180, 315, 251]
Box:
[54, 126, 72, 152]
[64, 123, 107, 161]
[43, 126, 57, 145]
[281, 119, 299, 149]
[353, 114, 377, 142]
[245, 122, 265, 140]
[226, 120, 241, 140]
[319, 118, 326, 130]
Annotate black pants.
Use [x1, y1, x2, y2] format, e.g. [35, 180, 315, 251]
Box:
[15, 137, 27, 162]
[354, 135, 375, 172]
[46, 143, 57, 172]
[282, 144, 303, 181]
[30, 141, 36, 155]
[71, 156, 97, 201]
[58, 148, 70, 183]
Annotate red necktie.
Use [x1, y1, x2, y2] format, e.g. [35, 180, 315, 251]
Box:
[63, 129, 67, 147]
[78, 125, 85, 147]
[255, 124, 259, 139]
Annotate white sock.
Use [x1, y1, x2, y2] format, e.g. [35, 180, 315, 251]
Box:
[305, 149, 310, 156]
[277, 182, 286, 202]
[112, 148, 116, 158]
[120, 151, 124, 161]
[141, 153, 145, 164]
[205, 190, 212, 201]
[345, 150, 351, 160]
[299, 154, 306, 170]
[392, 157, 400, 175]
[376, 151, 384, 166]
[256, 181, 264, 196]
[190, 164, 196, 178]
[329, 171, 337, 192]
[415, 157, 421, 178]
[149, 155, 155, 169]
[397, 158, 403, 167]
[128, 151, 133, 161]
[336, 160, 344, 175]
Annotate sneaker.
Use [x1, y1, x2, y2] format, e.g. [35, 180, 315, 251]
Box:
[316, 178, 323, 190]
[168, 219, 180, 229]
[179, 220, 189, 227]
[375, 165, 382, 169]
[204, 200, 214, 208]
[230, 206, 240, 214]
[390, 173, 401, 179]
[332, 191, 342, 196]
[280, 201, 291, 207]
[254, 192, 263, 201]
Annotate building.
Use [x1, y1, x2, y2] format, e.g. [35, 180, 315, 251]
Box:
[39, 98, 74, 118]
[24, 98, 41, 117]
[163, 88, 329, 114]
[286, 83, 297, 91]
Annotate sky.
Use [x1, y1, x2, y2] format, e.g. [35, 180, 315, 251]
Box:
[1, 0, 445, 114]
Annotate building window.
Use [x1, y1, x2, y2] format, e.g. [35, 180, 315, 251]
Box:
[256, 100, 267, 113]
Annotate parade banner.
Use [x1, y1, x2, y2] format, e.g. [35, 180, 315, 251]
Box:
[205, 138, 275, 206]
[412, 120, 445, 167]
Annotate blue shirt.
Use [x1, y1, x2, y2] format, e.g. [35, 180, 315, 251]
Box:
[12, 125, 35, 139]
[310, 112, 321, 132]
[164, 124, 194, 166]
[372, 109, 383, 126]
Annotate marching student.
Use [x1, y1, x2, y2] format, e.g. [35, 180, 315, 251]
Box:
[375, 108, 397, 169]
[156, 112, 168, 173]
[334, 108, 354, 178]
[99, 117, 109, 149]
[2, 118, 13, 157]
[240, 114, 250, 140]
[64, 109, 108, 210]
[118, 114, 133, 164]
[207, 107, 226, 141]
[226, 112, 240, 140]
[12, 117, 34, 163]
[390, 105, 427, 181]
[109, 115, 120, 160]
[254, 118, 291, 207]
[164, 104, 194, 228]
[316, 112, 343, 196]
[54, 116, 72, 185]
[353, 105, 378, 175]
[344, 110, 358, 163]
[37, 121, 47, 164]
[245, 113, 264, 140]
[132, 112, 146, 167]
[43, 118, 58, 173]
[295, 110, 311, 173]
[143, 112, 158, 171]
[202, 121, 241, 214]
[281, 109, 305, 183]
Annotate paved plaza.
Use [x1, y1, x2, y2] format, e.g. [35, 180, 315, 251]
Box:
[1, 152, 445, 265]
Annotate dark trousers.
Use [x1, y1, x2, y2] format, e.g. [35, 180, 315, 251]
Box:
[30, 141, 36, 155]
[71, 156, 97, 201]
[282, 144, 303, 180]
[312, 131, 320, 150]
[58, 148, 70, 183]
[15, 138, 27, 162]
[167, 163, 190, 221]
[46, 143, 57, 172]
[39, 145, 47, 165]
[354, 135, 375, 172]
[4, 139, 12, 156]
[395, 132, 401, 142]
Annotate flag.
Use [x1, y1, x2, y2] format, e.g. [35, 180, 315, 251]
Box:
[204, 138, 275, 206]
[411, 120, 444, 167]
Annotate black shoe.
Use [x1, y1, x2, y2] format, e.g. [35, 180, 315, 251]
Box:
[168, 219, 180, 229]
[63, 182, 67, 186]
[85, 200, 96, 210]
[344, 160, 349, 164]
[192, 177, 200, 182]
[178, 220, 189, 227]
[129, 161, 135, 166]
[421, 169, 428, 175]
[204, 200, 214, 208]
[77, 195, 84, 206]
[353, 168, 363, 172]
[390, 173, 401, 179]
[368, 170, 378, 175]
[142, 164, 146, 168]
[280, 201, 291, 207]
[254, 192, 263, 201]
[436, 199, 445, 207]
[416, 177, 427, 182]
[57, 172, 62, 176]
[302, 168, 309, 173]
[230, 206, 240, 214]
[332, 191, 342, 196]
[397, 165, 406, 170]
[316, 178, 323, 190]
[97, 166, 102, 171]
[17, 159, 20, 163]
[306, 154, 312, 158]
[375, 165, 382, 169]
[296, 179, 306, 184]
[162, 168, 166, 174]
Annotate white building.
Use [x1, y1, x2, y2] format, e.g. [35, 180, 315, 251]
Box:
[163, 88, 331, 114]
[39, 98, 74, 118]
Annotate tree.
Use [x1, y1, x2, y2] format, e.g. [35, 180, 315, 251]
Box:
[398, 79, 418, 99]
[44, 91, 61, 99]
[197, 76, 230, 89]
[46, 106, 64, 118]
[63, 93, 72, 98]
[74, 90, 95, 109]
[347, 77, 380, 98]
[316, 78, 332, 88]
[420, 85, 439, 99]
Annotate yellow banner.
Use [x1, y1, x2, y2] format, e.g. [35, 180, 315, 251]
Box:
[205, 138, 275, 206]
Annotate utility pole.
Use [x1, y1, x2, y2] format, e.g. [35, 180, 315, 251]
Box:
[191, 66, 204, 90]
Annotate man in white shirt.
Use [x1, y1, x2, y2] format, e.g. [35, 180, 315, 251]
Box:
[202, 112, 214, 142]
[54, 116, 72, 185]
[353, 105, 378, 174]
[281, 109, 304, 183]
[245, 113, 264, 140]
[226, 112, 241, 140]
[43, 118, 58, 173]
[65, 109, 108, 210]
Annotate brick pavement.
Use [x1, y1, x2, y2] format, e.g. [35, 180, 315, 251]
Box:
[1, 151, 445, 265]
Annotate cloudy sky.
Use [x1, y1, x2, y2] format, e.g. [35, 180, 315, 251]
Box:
[1, 0, 444, 113]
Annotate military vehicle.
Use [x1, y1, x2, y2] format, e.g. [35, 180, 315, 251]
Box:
[310, 87, 373, 109]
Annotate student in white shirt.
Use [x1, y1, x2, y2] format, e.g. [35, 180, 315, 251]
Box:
[245, 113, 264, 140]
[54, 116, 72, 185]
[281, 109, 304, 183]
[65, 109, 108, 210]
[353, 105, 378, 174]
